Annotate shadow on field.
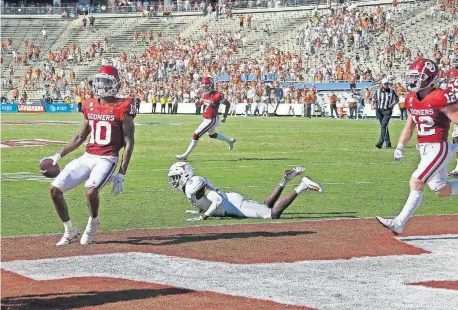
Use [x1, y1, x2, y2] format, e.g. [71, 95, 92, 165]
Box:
[97, 230, 315, 246]
[280, 211, 359, 220]
[1, 288, 191, 309]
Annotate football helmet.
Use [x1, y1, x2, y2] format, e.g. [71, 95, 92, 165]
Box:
[168, 162, 194, 190]
[403, 59, 439, 92]
[452, 54, 458, 68]
[92, 65, 121, 98]
[201, 77, 214, 94]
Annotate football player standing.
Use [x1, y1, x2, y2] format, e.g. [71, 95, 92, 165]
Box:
[377, 59, 458, 233]
[41, 66, 136, 245]
[446, 54, 458, 176]
[176, 77, 236, 160]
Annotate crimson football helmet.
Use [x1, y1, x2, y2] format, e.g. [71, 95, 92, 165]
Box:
[452, 54, 458, 68]
[201, 77, 214, 94]
[403, 59, 439, 92]
[92, 65, 121, 98]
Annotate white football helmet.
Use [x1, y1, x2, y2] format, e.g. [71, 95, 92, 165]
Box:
[168, 162, 194, 190]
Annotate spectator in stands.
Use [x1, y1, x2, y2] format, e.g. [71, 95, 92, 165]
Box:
[42, 28, 47, 40]
[89, 15, 95, 26]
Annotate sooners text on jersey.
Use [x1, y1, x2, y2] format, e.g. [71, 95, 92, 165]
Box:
[406, 88, 457, 143]
[83, 98, 136, 157]
[446, 68, 458, 93]
[199, 91, 224, 119]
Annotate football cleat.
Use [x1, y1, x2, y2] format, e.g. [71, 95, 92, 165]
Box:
[284, 166, 306, 181]
[376, 216, 403, 234]
[80, 218, 100, 245]
[228, 139, 236, 150]
[448, 170, 458, 177]
[175, 154, 188, 161]
[56, 227, 79, 246]
[300, 176, 323, 193]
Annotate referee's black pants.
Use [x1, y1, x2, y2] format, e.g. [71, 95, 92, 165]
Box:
[376, 108, 392, 147]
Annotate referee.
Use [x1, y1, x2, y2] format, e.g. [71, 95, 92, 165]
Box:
[371, 78, 399, 149]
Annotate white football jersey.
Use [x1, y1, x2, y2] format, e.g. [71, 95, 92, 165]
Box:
[184, 176, 225, 216]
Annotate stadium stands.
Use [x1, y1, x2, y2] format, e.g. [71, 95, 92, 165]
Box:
[1, 0, 456, 119]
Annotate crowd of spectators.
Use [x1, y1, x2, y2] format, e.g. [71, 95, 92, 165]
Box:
[1, 0, 457, 112]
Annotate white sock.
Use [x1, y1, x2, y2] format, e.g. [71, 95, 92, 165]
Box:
[394, 189, 424, 227]
[450, 180, 458, 195]
[89, 216, 100, 224]
[63, 220, 74, 233]
[294, 183, 307, 195]
[216, 133, 233, 144]
[184, 139, 198, 156]
[455, 158, 458, 171]
[279, 178, 289, 188]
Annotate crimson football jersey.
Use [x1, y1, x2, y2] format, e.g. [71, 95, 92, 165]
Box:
[199, 91, 224, 119]
[83, 98, 136, 157]
[446, 68, 458, 93]
[406, 88, 457, 143]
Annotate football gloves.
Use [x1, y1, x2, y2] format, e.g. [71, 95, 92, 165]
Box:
[41, 153, 62, 166]
[394, 144, 404, 162]
[111, 173, 125, 196]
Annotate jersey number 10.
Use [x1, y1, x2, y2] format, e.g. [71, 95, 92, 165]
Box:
[89, 120, 111, 145]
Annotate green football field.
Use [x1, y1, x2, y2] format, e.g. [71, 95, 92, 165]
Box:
[1, 113, 453, 237]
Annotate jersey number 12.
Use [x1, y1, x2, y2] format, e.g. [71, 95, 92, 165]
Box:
[413, 115, 435, 136]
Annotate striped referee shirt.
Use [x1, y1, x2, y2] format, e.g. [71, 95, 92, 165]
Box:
[372, 87, 399, 110]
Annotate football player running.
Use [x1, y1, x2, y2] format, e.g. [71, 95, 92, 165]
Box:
[176, 77, 236, 160]
[446, 54, 458, 176]
[377, 59, 458, 233]
[41, 65, 136, 246]
[168, 162, 323, 220]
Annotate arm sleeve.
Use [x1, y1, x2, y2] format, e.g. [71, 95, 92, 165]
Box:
[203, 190, 224, 217]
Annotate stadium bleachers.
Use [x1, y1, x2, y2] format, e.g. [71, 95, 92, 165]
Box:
[1, 0, 455, 105]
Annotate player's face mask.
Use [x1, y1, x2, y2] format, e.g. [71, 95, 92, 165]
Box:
[168, 163, 194, 190]
[93, 75, 119, 98]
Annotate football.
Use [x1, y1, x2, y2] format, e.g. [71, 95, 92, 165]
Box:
[39, 159, 60, 178]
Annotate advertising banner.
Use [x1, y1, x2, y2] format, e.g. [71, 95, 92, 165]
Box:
[0, 104, 18, 113]
[17, 104, 45, 113]
[44, 103, 73, 113]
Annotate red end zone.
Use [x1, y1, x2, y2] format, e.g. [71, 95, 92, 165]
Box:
[2, 216, 457, 263]
[1, 216, 457, 309]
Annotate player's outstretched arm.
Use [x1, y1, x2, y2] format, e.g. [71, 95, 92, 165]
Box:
[221, 98, 231, 122]
[111, 115, 135, 196]
[60, 119, 91, 158]
[394, 113, 415, 162]
[41, 119, 91, 165]
[119, 115, 135, 175]
[187, 185, 223, 221]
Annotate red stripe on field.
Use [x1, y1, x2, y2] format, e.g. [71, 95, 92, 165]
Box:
[1, 215, 457, 264]
[1, 270, 311, 310]
[411, 281, 458, 291]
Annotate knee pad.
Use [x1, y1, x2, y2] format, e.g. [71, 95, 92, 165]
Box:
[208, 133, 217, 139]
[192, 133, 200, 140]
[428, 181, 447, 193]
